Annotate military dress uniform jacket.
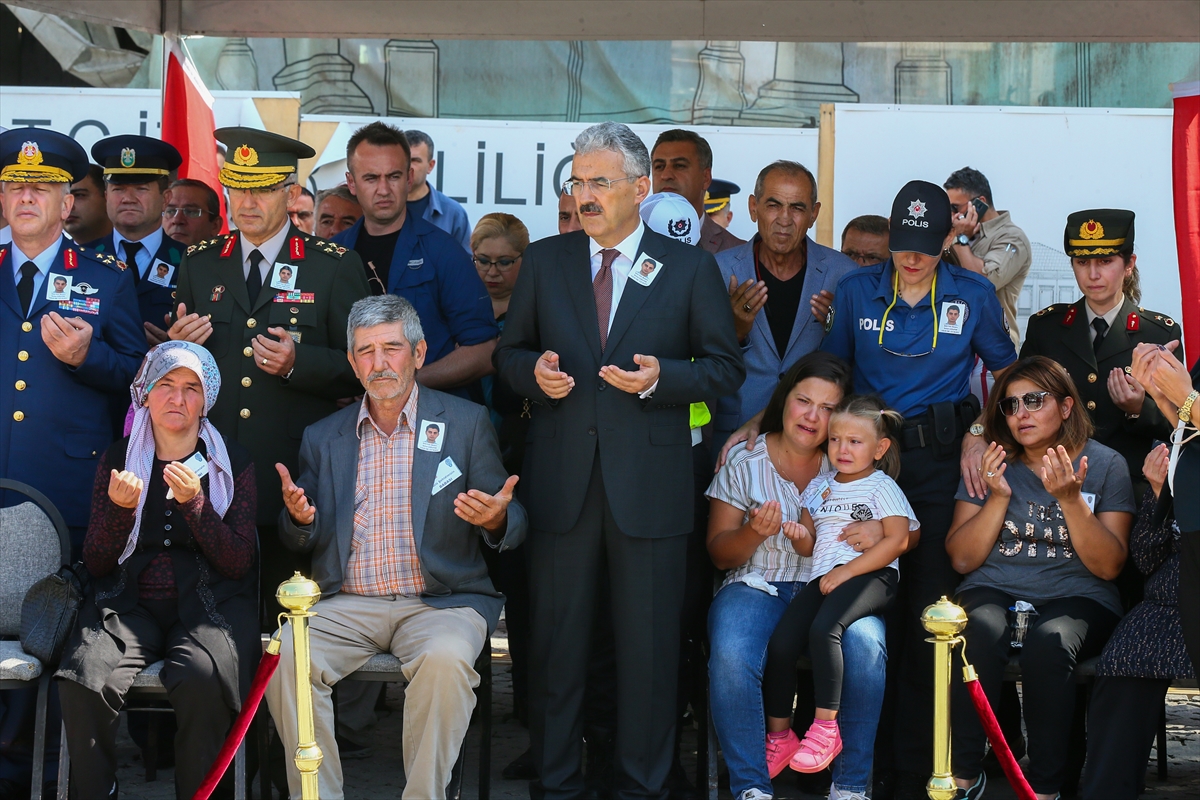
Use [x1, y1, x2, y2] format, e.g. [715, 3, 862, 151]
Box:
[1021, 296, 1182, 486]
[87, 230, 186, 335]
[0, 237, 145, 528]
[173, 225, 370, 525]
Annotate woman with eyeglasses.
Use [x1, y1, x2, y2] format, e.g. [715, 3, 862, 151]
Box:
[945, 356, 1135, 800]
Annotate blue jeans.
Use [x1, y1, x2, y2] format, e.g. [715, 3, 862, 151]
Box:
[708, 580, 887, 797]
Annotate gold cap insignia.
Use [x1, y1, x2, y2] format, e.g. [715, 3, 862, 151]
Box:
[233, 145, 259, 167]
[17, 141, 43, 167]
[1079, 220, 1104, 240]
[120, 147, 136, 168]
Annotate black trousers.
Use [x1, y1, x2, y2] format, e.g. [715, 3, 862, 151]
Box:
[950, 587, 1118, 795]
[1080, 676, 1171, 800]
[58, 599, 235, 800]
[1180, 528, 1200, 675]
[890, 443, 964, 774]
[529, 455, 687, 800]
[764, 568, 898, 714]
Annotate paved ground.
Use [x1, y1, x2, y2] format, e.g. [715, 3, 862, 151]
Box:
[108, 622, 1200, 799]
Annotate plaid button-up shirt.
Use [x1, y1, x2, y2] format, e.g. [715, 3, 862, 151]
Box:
[341, 387, 427, 597]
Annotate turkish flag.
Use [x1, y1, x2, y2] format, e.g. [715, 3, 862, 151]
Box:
[1173, 80, 1200, 365]
[162, 37, 227, 233]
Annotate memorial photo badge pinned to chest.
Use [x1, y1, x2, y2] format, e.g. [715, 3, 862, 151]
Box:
[418, 420, 446, 452]
[938, 301, 968, 335]
[147, 259, 175, 287]
[629, 253, 664, 287]
[270, 262, 298, 291]
[45, 272, 72, 301]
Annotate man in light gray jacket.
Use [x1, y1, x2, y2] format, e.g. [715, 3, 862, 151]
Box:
[713, 160, 857, 456]
[266, 294, 526, 800]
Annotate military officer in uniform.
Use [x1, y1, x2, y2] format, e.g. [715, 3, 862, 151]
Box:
[86, 135, 188, 347]
[0, 127, 144, 798]
[1020, 209, 1182, 497]
[168, 128, 370, 623]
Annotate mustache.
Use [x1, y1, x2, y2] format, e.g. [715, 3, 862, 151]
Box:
[579, 202, 602, 214]
[367, 370, 401, 382]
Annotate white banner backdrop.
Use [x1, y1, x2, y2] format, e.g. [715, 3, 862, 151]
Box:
[0, 86, 280, 154]
[831, 104, 1181, 339]
[304, 116, 819, 244]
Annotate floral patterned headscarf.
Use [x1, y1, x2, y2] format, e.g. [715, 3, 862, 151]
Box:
[119, 341, 234, 564]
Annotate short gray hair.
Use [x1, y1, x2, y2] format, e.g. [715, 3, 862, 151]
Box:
[754, 160, 818, 204]
[317, 185, 359, 208]
[573, 122, 650, 179]
[346, 294, 425, 352]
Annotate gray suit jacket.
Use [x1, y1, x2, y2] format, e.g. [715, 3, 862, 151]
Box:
[712, 236, 857, 442]
[278, 387, 527, 633]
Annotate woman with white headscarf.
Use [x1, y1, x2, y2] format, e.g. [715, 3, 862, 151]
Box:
[57, 341, 258, 800]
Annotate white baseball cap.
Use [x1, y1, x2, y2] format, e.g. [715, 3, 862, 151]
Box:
[639, 192, 700, 246]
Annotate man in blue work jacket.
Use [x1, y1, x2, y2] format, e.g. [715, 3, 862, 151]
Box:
[85, 135, 188, 348]
[334, 122, 498, 400]
[0, 127, 144, 799]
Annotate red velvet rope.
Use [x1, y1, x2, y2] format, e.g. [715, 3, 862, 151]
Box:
[192, 650, 281, 800]
[963, 673, 1037, 800]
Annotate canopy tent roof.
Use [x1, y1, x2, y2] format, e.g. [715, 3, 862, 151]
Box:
[5, 0, 1199, 41]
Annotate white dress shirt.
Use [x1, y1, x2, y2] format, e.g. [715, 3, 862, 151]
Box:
[10, 237, 62, 313]
[1085, 294, 1124, 343]
[588, 222, 647, 334]
[240, 222, 291, 283]
[113, 225, 164, 279]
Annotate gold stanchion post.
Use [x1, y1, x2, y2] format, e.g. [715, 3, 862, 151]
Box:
[922, 596, 968, 800]
[277, 572, 323, 800]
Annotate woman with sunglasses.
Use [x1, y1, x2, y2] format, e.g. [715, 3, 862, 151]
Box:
[945, 356, 1135, 800]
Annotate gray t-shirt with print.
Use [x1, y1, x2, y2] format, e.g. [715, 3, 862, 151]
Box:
[955, 439, 1135, 616]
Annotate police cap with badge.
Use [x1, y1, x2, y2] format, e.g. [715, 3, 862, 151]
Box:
[91, 135, 182, 185]
[0, 126, 89, 185]
[889, 179, 953, 256]
[1064, 208, 1134, 259]
[214, 127, 316, 189]
[704, 179, 740, 216]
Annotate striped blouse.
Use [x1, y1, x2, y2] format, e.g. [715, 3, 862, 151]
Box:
[705, 437, 828, 589]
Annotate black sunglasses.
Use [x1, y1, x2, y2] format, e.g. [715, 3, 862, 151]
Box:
[999, 391, 1056, 417]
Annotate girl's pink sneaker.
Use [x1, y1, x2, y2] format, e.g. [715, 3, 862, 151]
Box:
[789, 719, 842, 773]
[764, 729, 801, 778]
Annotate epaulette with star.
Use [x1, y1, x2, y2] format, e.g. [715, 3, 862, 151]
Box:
[77, 245, 129, 273]
[1033, 303, 1071, 318]
[1135, 306, 1179, 332]
[306, 234, 348, 258]
[186, 236, 224, 256]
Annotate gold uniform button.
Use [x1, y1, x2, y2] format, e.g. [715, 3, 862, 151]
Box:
[1086, 400, 1097, 411]
[240, 408, 251, 419]
[243, 347, 253, 357]
[1087, 373, 1097, 383]
[241, 377, 252, 388]
[17, 350, 29, 361]
[290, 317, 298, 324]
[247, 318, 257, 328]
[21, 322, 32, 332]
[13, 411, 24, 422]
[15, 380, 26, 391]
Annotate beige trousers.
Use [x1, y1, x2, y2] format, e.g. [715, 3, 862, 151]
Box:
[265, 591, 488, 799]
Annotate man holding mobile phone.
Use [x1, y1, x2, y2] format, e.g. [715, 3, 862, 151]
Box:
[943, 167, 1031, 347]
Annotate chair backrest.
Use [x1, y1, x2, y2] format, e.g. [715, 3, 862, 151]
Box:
[0, 481, 70, 637]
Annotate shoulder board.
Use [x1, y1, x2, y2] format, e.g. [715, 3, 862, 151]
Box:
[1137, 308, 1179, 331]
[307, 236, 348, 258]
[186, 237, 221, 256]
[80, 250, 129, 273]
[1033, 303, 1070, 318]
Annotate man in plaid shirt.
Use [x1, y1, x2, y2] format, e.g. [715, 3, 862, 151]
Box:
[266, 294, 526, 799]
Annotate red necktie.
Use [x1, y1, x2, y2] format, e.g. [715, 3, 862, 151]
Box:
[594, 248, 619, 351]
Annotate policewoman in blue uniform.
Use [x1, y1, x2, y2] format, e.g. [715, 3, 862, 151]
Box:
[820, 180, 1017, 793]
[0, 127, 144, 798]
[85, 135, 188, 348]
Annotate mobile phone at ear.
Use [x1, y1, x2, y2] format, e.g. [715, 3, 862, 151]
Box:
[971, 197, 989, 218]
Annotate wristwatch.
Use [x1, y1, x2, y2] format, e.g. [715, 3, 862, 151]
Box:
[969, 423, 985, 437]
[1179, 390, 1200, 423]
[955, 234, 971, 247]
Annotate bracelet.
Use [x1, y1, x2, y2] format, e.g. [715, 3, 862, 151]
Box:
[1179, 389, 1199, 423]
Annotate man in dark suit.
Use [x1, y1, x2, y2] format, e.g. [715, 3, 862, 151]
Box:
[167, 127, 370, 623]
[87, 135, 188, 347]
[266, 294, 526, 799]
[650, 129, 744, 256]
[494, 121, 744, 800]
